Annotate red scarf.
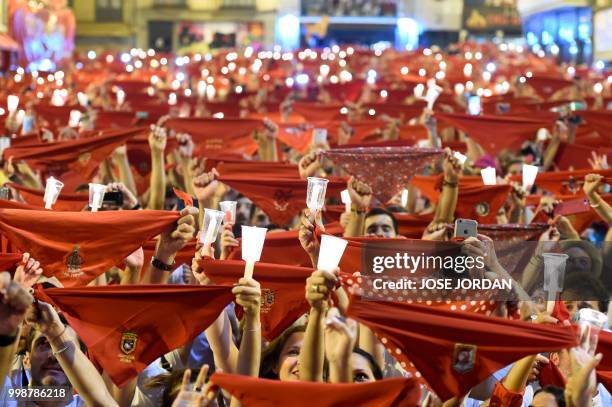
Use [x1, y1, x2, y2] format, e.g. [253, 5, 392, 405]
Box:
[435, 112, 553, 155]
[322, 147, 444, 203]
[8, 182, 88, 212]
[200, 258, 312, 339]
[219, 175, 345, 225]
[210, 372, 421, 407]
[227, 223, 344, 268]
[0, 209, 179, 287]
[525, 76, 574, 99]
[217, 160, 299, 179]
[291, 102, 344, 122]
[37, 284, 233, 386]
[165, 117, 263, 157]
[3, 127, 144, 192]
[581, 110, 612, 141]
[347, 297, 577, 399]
[509, 169, 612, 195]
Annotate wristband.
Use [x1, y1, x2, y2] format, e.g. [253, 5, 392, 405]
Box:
[151, 256, 175, 271]
[131, 202, 142, 210]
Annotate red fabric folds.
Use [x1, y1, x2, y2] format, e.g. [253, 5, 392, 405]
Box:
[538, 362, 566, 388]
[291, 102, 344, 122]
[580, 110, 612, 140]
[210, 372, 421, 407]
[509, 169, 612, 195]
[435, 112, 553, 154]
[8, 182, 88, 211]
[165, 117, 263, 157]
[227, 223, 344, 267]
[217, 160, 299, 179]
[3, 127, 144, 192]
[322, 147, 444, 203]
[347, 297, 577, 399]
[38, 285, 233, 386]
[0, 209, 179, 287]
[200, 258, 312, 340]
[525, 76, 575, 99]
[489, 381, 523, 407]
[219, 176, 345, 225]
[0, 253, 23, 272]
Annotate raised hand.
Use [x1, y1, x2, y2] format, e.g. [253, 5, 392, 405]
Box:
[298, 151, 321, 179]
[219, 225, 239, 260]
[124, 247, 144, 271]
[583, 173, 603, 200]
[565, 325, 602, 407]
[171, 366, 216, 407]
[347, 177, 372, 211]
[148, 125, 168, 153]
[305, 268, 338, 311]
[0, 272, 33, 336]
[13, 252, 43, 289]
[232, 278, 261, 317]
[177, 133, 195, 159]
[587, 151, 608, 170]
[298, 209, 320, 265]
[24, 299, 64, 339]
[324, 307, 357, 364]
[106, 182, 139, 209]
[157, 206, 198, 263]
[192, 168, 219, 202]
[442, 147, 462, 183]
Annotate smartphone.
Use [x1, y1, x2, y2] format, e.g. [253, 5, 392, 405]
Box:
[103, 191, 124, 207]
[553, 198, 590, 217]
[569, 101, 586, 111]
[454, 218, 478, 239]
[313, 128, 327, 145]
[468, 95, 481, 115]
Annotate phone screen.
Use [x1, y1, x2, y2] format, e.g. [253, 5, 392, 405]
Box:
[468, 96, 481, 115]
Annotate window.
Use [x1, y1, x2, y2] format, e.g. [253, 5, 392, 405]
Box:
[96, 0, 122, 22]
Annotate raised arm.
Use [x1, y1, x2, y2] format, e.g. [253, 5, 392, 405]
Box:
[299, 268, 338, 382]
[583, 174, 612, 225]
[0, 272, 32, 383]
[26, 301, 118, 407]
[436, 149, 462, 224]
[232, 278, 262, 377]
[142, 206, 197, 284]
[147, 125, 167, 210]
[111, 145, 138, 197]
[343, 177, 372, 238]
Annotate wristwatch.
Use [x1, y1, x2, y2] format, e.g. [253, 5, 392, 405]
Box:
[151, 256, 175, 271]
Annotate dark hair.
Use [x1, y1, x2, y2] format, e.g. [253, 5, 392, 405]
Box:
[562, 272, 609, 310]
[534, 385, 565, 407]
[385, 205, 408, 214]
[259, 325, 306, 379]
[364, 207, 398, 235]
[352, 347, 383, 380]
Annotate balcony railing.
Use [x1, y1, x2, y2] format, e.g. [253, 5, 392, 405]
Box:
[219, 0, 256, 9]
[152, 0, 187, 7]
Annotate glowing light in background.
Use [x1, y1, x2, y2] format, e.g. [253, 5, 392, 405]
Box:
[396, 17, 419, 51]
[276, 14, 300, 50]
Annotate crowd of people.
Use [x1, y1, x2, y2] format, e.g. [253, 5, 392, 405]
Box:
[0, 40, 610, 407]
